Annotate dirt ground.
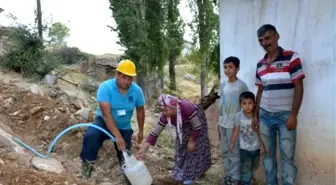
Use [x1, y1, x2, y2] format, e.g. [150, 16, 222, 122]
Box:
[0, 149, 88, 185]
[0, 81, 184, 185]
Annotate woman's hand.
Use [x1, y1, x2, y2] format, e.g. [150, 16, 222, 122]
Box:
[187, 138, 196, 153]
[136, 142, 151, 160]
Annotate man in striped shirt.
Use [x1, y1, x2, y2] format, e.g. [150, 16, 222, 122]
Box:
[252, 24, 305, 185]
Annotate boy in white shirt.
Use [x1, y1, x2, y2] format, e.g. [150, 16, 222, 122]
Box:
[230, 91, 265, 185]
[219, 56, 248, 185]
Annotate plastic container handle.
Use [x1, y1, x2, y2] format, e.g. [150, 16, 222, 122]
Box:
[121, 163, 127, 171]
[122, 150, 131, 163]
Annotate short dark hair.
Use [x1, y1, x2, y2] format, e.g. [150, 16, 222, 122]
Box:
[239, 91, 255, 104]
[223, 56, 240, 68]
[257, 24, 278, 37]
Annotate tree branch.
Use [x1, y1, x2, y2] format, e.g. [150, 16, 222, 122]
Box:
[107, 25, 117, 32]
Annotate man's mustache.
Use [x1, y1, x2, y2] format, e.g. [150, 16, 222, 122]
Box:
[263, 44, 271, 49]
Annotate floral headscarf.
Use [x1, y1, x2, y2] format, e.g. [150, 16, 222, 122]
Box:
[158, 94, 183, 144]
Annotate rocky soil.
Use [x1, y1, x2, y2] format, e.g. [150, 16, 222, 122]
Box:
[0, 81, 177, 185]
[0, 68, 227, 185]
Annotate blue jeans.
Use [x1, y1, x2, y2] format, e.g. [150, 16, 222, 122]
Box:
[80, 116, 133, 166]
[240, 149, 260, 185]
[259, 108, 297, 185]
[219, 126, 240, 180]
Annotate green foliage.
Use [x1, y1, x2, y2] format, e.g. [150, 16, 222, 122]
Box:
[109, 0, 186, 72]
[0, 25, 60, 78]
[47, 22, 70, 46]
[54, 46, 95, 65]
[209, 42, 220, 77]
[109, 0, 149, 73]
[187, 0, 219, 97]
[166, 0, 184, 56]
[146, 0, 168, 71]
[188, 0, 218, 52]
[175, 56, 190, 65]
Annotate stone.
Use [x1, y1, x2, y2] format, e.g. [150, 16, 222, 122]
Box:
[29, 106, 44, 115]
[3, 97, 14, 108]
[42, 74, 57, 85]
[57, 107, 66, 113]
[30, 84, 44, 96]
[10, 110, 21, 116]
[44, 115, 50, 121]
[0, 127, 26, 154]
[75, 108, 93, 121]
[31, 157, 65, 174]
[72, 99, 84, 110]
[184, 73, 196, 81]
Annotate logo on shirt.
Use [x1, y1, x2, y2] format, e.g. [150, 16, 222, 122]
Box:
[128, 96, 134, 103]
[276, 63, 283, 72]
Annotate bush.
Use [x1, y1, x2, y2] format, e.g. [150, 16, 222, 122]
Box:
[175, 56, 190, 65]
[0, 25, 60, 78]
[55, 46, 95, 65]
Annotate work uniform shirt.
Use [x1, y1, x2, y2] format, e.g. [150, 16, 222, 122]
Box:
[95, 78, 145, 129]
[255, 47, 305, 112]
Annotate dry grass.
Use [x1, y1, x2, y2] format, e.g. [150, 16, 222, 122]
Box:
[163, 64, 202, 102]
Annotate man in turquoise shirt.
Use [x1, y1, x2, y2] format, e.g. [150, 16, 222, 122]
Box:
[79, 60, 145, 181]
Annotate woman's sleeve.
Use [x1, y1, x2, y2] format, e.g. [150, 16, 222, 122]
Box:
[181, 101, 201, 139]
[146, 115, 168, 146]
[189, 110, 202, 139]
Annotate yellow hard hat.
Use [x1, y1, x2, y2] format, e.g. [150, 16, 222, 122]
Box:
[116, 59, 136, 76]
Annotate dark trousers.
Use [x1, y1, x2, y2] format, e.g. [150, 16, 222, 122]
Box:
[80, 116, 133, 166]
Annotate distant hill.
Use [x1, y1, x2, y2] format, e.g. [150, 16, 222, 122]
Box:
[95, 53, 122, 59]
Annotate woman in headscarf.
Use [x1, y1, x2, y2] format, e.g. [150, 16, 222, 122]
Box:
[136, 94, 212, 185]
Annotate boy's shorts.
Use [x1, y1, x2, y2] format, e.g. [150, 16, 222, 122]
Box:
[240, 149, 260, 184]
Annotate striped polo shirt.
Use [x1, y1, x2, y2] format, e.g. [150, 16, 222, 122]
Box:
[255, 47, 305, 112]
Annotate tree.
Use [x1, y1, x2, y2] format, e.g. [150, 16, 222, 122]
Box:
[189, 0, 218, 98]
[47, 22, 70, 46]
[35, 0, 43, 40]
[109, 0, 167, 98]
[209, 42, 219, 77]
[166, 0, 184, 91]
[145, 0, 168, 90]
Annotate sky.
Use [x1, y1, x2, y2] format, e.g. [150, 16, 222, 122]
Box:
[0, 0, 193, 55]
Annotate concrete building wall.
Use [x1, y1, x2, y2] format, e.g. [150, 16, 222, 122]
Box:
[219, 0, 335, 184]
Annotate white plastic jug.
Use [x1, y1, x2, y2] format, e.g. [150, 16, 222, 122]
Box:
[122, 151, 153, 185]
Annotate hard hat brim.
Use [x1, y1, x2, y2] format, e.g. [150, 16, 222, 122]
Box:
[117, 69, 136, 77]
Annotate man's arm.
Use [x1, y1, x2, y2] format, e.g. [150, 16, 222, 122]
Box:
[290, 79, 304, 116]
[96, 83, 122, 138]
[135, 88, 146, 142]
[99, 102, 122, 138]
[136, 106, 145, 134]
[253, 85, 263, 118]
[288, 52, 305, 116]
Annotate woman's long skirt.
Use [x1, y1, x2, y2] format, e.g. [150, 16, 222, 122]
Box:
[172, 106, 212, 181]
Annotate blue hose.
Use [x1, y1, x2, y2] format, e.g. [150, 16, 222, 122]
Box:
[14, 123, 116, 158]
